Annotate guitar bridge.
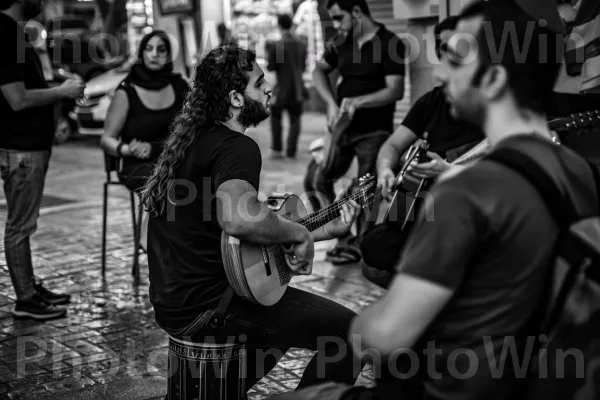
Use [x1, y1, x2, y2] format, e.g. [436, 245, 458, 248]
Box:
[261, 246, 272, 276]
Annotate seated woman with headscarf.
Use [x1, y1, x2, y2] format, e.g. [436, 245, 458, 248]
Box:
[101, 30, 189, 192]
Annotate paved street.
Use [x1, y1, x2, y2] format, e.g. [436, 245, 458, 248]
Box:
[0, 112, 383, 400]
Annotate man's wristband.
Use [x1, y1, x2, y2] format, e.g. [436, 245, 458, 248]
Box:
[116, 142, 125, 157]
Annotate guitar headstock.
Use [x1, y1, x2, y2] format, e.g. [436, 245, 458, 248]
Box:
[358, 174, 376, 191]
[357, 174, 377, 208]
[549, 110, 600, 140]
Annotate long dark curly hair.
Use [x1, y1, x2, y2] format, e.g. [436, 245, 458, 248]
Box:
[141, 45, 256, 217]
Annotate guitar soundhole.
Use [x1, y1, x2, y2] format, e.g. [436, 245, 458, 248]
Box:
[273, 248, 292, 286]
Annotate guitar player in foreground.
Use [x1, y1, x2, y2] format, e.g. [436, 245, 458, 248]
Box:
[141, 46, 363, 396]
[361, 15, 485, 288]
[272, 0, 599, 399]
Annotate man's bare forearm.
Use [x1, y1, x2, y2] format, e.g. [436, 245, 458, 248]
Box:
[313, 68, 336, 105]
[228, 200, 308, 245]
[357, 87, 403, 109]
[310, 225, 334, 242]
[3, 85, 67, 111]
[377, 141, 400, 174]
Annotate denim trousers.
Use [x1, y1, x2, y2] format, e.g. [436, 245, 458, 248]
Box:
[303, 131, 390, 239]
[0, 149, 50, 300]
[164, 287, 363, 394]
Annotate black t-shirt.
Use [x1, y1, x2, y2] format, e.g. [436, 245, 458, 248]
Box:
[323, 24, 405, 135]
[117, 79, 188, 174]
[401, 86, 484, 160]
[147, 125, 262, 330]
[0, 14, 54, 151]
[396, 135, 598, 400]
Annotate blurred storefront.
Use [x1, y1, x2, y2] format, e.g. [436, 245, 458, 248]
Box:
[221, 0, 325, 110]
[44, 0, 201, 78]
[392, 0, 474, 102]
[127, 0, 155, 55]
[223, 0, 321, 71]
[212, 0, 417, 117]
[152, 0, 200, 77]
[395, 0, 600, 99]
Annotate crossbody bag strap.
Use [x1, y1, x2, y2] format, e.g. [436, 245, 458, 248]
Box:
[485, 148, 577, 334]
[485, 147, 574, 227]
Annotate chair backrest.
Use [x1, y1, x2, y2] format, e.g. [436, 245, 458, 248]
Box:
[103, 151, 120, 183]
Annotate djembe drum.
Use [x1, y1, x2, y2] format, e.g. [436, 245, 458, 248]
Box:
[167, 336, 246, 400]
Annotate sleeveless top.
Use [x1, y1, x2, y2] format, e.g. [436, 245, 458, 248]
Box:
[117, 77, 188, 172]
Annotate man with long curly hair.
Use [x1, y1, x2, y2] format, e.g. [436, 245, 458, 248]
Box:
[141, 45, 363, 396]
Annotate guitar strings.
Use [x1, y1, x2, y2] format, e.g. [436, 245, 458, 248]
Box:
[297, 190, 363, 227]
[264, 189, 368, 253]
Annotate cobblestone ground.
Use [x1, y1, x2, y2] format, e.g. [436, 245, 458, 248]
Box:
[0, 113, 384, 400]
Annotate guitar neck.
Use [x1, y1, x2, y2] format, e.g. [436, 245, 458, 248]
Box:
[296, 191, 364, 232]
[451, 139, 490, 165]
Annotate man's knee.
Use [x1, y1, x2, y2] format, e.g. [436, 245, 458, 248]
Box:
[4, 220, 37, 248]
[4, 200, 42, 248]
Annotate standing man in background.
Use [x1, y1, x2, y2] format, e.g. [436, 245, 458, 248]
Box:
[312, 0, 405, 264]
[217, 22, 237, 47]
[266, 14, 308, 159]
[0, 0, 85, 320]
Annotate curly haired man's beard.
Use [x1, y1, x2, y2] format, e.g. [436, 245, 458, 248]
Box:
[237, 96, 270, 128]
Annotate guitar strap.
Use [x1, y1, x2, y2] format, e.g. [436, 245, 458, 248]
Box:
[208, 286, 235, 329]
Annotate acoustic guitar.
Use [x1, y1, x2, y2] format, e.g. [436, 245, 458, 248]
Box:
[383, 138, 490, 225]
[383, 109, 600, 228]
[221, 175, 376, 306]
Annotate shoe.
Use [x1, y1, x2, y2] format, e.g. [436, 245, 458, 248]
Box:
[325, 244, 362, 265]
[34, 282, 71, 305]
[12, 293, 67, 320]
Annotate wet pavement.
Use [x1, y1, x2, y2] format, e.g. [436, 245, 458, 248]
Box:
[0, 113, 384, 399]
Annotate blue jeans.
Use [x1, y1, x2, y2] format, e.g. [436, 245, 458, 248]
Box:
[165, 287, 361, 393]
[0, 149, 50, 300]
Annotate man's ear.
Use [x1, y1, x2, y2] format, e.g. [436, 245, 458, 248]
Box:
[480, 65, 508, 101]
[229, 90, 244, 108]
[351, 5, 362, 19]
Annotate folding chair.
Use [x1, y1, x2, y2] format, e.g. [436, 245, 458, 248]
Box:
[100, 151, 142, 281]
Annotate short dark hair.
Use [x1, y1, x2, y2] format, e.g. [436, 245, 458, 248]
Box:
[434, 16, 459, 58]
[435, 16, 459, 37]
[326, 0, 371, 17]
[0, 0, 16, 11]
[277, 14, 293, 30]
[459, 0, 562, 114]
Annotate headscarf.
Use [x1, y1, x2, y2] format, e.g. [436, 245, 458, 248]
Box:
[125, 30, 180, 90]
